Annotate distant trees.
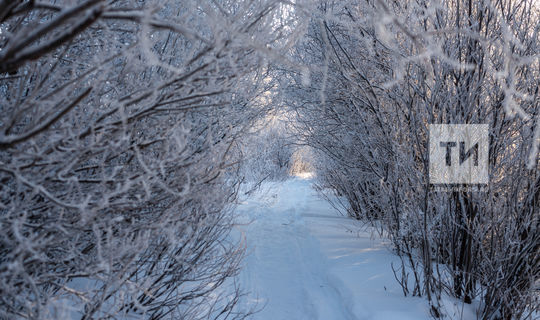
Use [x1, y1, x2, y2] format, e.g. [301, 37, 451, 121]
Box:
[285, 0, 539, 318]
[239, 115, 295, 185]
[0, 0, 298, 319]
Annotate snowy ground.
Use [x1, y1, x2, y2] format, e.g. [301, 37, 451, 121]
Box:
[235, 177, 476, 320]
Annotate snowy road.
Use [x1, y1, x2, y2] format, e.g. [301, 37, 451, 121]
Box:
[235, 178, 472, 320]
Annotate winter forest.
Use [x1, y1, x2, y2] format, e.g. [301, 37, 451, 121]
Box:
[0, 0, 538, 319]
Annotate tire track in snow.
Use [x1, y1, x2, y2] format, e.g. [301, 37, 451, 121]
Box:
[236, 178, 356, 320]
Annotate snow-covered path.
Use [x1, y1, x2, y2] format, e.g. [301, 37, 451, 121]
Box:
[235, 178, 472, 320]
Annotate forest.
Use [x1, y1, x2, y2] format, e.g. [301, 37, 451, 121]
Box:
[0, 0, 538, 319]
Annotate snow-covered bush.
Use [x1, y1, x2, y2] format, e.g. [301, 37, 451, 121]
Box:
[0, 0, 297, 318]
[284, 0, 539, 318]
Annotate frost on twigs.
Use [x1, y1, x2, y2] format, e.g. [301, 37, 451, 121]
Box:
[0, 0, 301, 319]
[283, 0, 539, 319]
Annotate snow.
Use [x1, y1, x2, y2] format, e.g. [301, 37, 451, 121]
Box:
[235, 177, 474, 320]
